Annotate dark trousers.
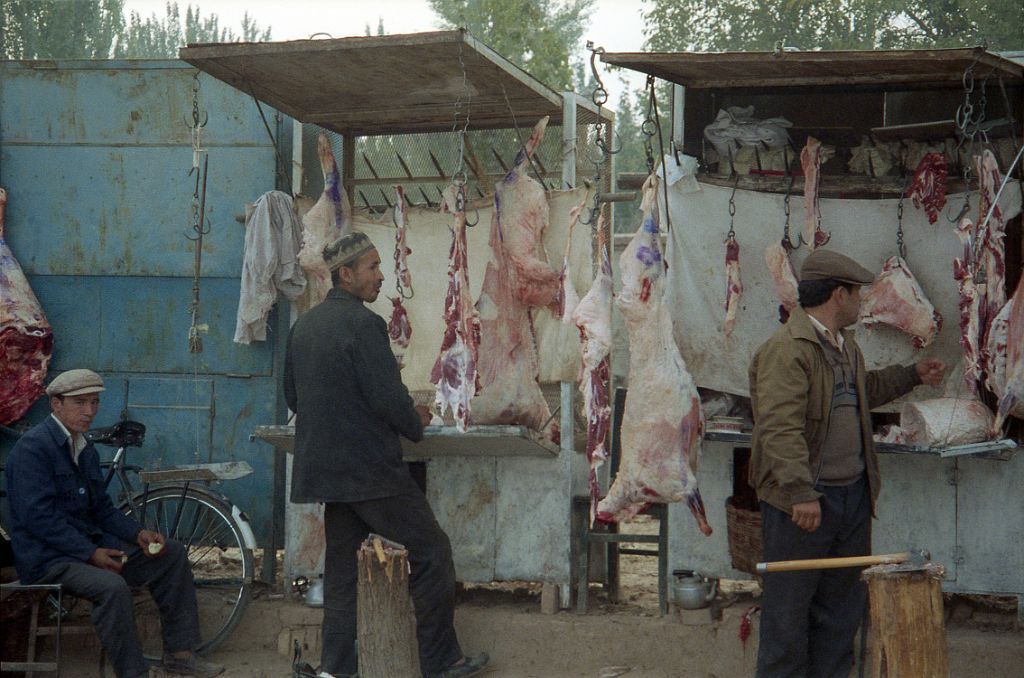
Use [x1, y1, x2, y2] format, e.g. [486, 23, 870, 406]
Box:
[756, 477, 871, 678]
[321, 491, 463, 677]
[38, 539, 201, 678]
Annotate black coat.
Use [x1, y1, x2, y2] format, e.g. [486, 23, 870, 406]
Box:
[284, 287, 424, 503]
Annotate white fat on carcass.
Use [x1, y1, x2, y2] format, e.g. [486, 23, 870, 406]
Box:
[763, 241, 799, 323]
[991, 276, 1024, 432]
[900, 397, 995, 447]
[596, 175, 712, 535]
[859, 256, 942, 349]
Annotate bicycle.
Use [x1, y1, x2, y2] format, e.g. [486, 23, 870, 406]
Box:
[85, 419, 258, 658]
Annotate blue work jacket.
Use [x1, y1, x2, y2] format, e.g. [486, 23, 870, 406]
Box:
[6, 416, 143, 583]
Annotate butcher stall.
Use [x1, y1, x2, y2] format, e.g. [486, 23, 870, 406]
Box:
[178, 30, 616, 605]
[600, 47, 1024, 620]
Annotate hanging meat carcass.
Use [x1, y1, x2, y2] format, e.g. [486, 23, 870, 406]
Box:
[297, 134, 351, 309]
[430, 185, 481, 432]
[976, 150, 1007, 326]
[859, 256, 942, 349]
[572, 216, 613, 525]
[723, 235, 742, 337]
[763, 241, 799, 323]
[596, 175, 712, 535]
[388, 186, 413, 359]
[1, 187, 54, 425]
[470, 117, 559, 439]
[906, 152, 948, 225]
[953, 217, 983, 394]
[992, 275, 1024, 433]
[900, 397, 995, 447]
[800, 136, 830, 250]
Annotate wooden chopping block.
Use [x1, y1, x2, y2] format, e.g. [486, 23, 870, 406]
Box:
[356, 534, 420, 678]
[862, 561, 948, 677]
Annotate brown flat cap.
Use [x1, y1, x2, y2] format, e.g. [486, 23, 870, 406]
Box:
[800, 249, 874, 285]
[46, 369, 105, 397]
[323, 232, 376, 272]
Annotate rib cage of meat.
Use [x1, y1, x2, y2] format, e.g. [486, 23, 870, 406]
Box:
[907, 152, 948, 225]
[430, 185, 481, 432]
[572, 218, 613, 525]
[993, 275, 1024, 432]
[976, 150, 1007, 327]
[1, 187, 54, 425]
[953, 217, 982, 394]
[763, 241, 799, 323]
[723, 235, 742, 337]
[296, 134, 351, 309]
[859, 256, 942, 349]
[388, 186, 413, 354]
[800, 136, 830, 250]
[596, 175, 712, 535]
[470, 117, 558, 439]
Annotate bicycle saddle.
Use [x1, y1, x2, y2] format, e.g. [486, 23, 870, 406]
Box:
[86, 420, 145, 447]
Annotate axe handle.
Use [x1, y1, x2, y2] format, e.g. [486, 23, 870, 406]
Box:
[756, 552, 909, 573]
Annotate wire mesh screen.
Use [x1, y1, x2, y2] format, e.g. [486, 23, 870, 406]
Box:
[299, 115, 612, 212]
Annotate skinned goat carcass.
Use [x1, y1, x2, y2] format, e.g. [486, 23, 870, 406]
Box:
[859, 256, 942, 348]
[297, 134, 351, 309]
[470, 118, 558, 439]
[723, 235, 742, 337]
[572, 218, 613, 525]
[1, 187, 54, 425]
[596, 175, 712, 535]
[953, 217, 983, 394]
[430, 185, 481, 432]
[992, 275, 1024, 432]
[906, 152, 948, 225]
[388, 186, 413, 360]
[976, 150, 1007, 326]
[763, 241, 799, 323]
[800, 136, 830, 250]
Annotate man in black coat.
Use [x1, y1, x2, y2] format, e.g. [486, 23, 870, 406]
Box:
[284, 232, 487, 678]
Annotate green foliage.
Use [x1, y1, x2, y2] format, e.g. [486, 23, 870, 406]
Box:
[641, 0, 1023, 52]
[428, 0, 596, 91]
[1, 0, 272, 59]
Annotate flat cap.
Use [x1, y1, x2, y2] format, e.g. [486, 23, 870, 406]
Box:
[323, 232, 376, 272]
[800, 249, 874, 285]
[46, 369, 105, 397]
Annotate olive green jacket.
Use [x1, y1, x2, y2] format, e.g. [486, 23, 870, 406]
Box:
[748, 307, 921, 514]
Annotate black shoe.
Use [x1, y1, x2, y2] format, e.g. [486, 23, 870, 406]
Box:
[428, 653, 489, 678]
[161, 652, 224, 677]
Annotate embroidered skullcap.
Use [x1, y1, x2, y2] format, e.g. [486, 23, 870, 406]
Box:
[323, 232, 375, 272]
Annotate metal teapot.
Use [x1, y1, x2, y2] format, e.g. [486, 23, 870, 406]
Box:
[672, 569, 718, 609]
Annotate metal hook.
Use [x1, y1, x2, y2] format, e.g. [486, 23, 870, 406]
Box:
[464, 207, 480, 227]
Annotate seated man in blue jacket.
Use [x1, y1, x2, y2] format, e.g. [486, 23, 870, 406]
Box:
[5, 369, 223, 678]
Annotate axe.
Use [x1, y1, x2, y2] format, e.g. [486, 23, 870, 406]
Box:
[756, 549, 931, 574]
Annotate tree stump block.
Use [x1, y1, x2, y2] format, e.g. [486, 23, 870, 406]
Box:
[356, 535, 421, 678]
[863, 562, 948, 677]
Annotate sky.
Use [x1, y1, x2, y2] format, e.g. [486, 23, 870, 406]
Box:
[122, 0, 651, 111]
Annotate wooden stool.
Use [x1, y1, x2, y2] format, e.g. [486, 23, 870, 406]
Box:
[0, 582, 101, 677]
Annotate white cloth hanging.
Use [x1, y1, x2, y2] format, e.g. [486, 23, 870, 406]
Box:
[234, 191, 307, 344]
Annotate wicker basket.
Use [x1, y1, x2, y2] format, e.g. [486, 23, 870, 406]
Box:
[725, 497, 762, 575]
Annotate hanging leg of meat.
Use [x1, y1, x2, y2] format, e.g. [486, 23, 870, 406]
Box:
[953, 217, 982, 394]
[763, 241, 799, 323]
[297, 134, 351, 309]
[557, 201, 586, 323]
[597, 175, 712, 535]
[723, 235, 742, 337]
[859, 256, 942, 349]
[388, 296, 412, 348]
[800, 136, 830, 250]
[1, 187, 54, 425]
[976, 150, 1007, 327]
[470, 118, 559, 440]
[392, 185, 413, 294]
[906, 152, 948, 225]
[993, 275, 1024, 433]
[431, 185, 481, 432]
[572, 221, 614, 525]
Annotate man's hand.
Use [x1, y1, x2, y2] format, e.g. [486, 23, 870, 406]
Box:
[414, 404, 432, 427]
[790, 500, 821, 532]
[137, 529, 166, 557]
[89, 547, 126, 573]
[915, 358, 946, 386]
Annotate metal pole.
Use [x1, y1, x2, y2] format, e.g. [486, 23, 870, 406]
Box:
[562, 92, 577, 190]
[672, 84, 685, 155]
[560, 91, 577, 610]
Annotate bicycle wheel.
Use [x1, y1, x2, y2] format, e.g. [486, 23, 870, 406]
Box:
[125, 486, 253, 657]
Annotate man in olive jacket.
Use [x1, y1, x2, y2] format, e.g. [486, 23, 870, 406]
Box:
[749, 249, 945, 678]
[284, 232, 487, 678]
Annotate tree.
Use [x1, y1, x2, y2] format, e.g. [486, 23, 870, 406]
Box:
[641, 0, 1023, 52]
[427, 0, 596, 91]
[119, 3, 272, 57]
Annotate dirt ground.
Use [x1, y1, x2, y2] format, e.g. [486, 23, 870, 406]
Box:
[39, 538, 1022, 678]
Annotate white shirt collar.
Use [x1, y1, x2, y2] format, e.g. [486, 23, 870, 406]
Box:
[806, 313, 845, 351]
[51, 414, 88, 464]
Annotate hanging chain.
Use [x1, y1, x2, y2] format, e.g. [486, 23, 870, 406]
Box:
[187, 72, 207, 171]
[449, 36, 478, 226]
[578, 42, 618, 226]
[726, 173, 738, 240]
[950, 45, 988, 222]
[896, 173, 909, 259]
[642, 76, 657, 175]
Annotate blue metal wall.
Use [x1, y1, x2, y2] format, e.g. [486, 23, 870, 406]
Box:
[1, 60, 283, 543]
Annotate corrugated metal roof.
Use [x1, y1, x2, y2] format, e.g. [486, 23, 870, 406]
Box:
[179, 29, 611, 136]
[601, 47, 1024, 89]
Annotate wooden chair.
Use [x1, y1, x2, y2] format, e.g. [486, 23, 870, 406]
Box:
[574, 387, 670, 615]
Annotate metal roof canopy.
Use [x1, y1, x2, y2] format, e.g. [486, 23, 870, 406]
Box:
[601, 47, 1024, 89]
[179, 29, 610, 136]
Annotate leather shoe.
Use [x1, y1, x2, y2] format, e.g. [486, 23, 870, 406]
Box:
[428, 652, 489, 678]
[161, 653, 224, 677]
